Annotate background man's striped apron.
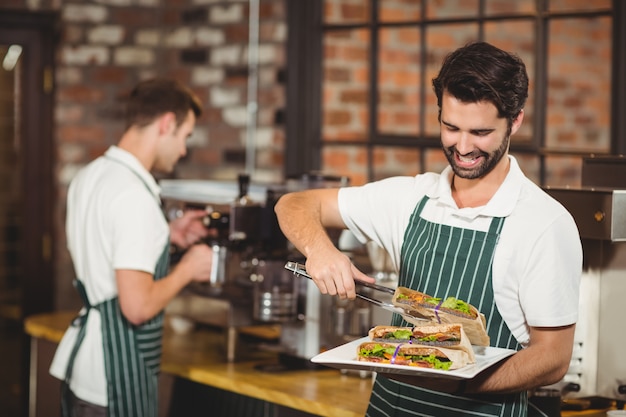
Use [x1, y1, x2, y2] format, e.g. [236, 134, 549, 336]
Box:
[63, 158, 170, 417]
[366, 196, 527, 417]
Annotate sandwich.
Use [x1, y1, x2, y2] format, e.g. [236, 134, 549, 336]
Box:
[391, 287, 490, 346]
[368, 323, 462, 345]
[357, 342, 470, 370]
[393, 287, 478, 320]
[368, 323, 475, 363]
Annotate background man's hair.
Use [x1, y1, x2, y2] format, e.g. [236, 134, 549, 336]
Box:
[124, 78, 203, 129]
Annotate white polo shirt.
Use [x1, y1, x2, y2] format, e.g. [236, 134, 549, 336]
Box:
[338, 155, 582, 346]
[50, 146, 169, 406]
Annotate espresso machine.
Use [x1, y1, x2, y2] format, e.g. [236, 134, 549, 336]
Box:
[161, 174, 291, 361]
[543, 156, 626, 410]
[161, 172, 381, 366]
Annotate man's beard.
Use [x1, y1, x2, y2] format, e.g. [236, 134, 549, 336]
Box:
[443, 134, 510, 180]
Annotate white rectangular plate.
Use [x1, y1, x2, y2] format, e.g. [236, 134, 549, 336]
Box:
[311, 337, 516, 380]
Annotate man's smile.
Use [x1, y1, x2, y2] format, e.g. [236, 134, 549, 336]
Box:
[455, 151, 483, 168]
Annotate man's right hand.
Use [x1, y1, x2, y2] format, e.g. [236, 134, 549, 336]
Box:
[275, 188, 376, 300]
[177, 243, 213, 283]
[304, 249, 375, 300]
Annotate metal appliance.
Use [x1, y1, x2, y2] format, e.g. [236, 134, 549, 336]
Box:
[544, 155, 626, 404]
[277, 274, 373, 366]
[162, 174, 290, 361]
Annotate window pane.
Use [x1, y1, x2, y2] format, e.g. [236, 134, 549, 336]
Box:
[379, 0, 422, 23]
[372, 146, 421, 180]
[324, 0, 370, 24]
[545, 17, 611, 152]
[484, 20, 536, 142]
[424, 23, 479, 136]
[426, 0, 479, 19]
[322, 29, 370, 142]
[548, 0, 611, 12]
[321, 145, 368, 185]
[544, 155, 582, 187]
[485, 0, 536, 15]
[378, 27, 421, 136]
[512, 153, 540, 185]
[423, 148, 448, 173]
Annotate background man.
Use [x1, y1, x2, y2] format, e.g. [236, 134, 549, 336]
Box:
[50, 78, 213, 417]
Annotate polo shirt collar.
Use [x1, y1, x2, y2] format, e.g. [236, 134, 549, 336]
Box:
[104, 146, 161, 199]
[426, 155, 523, 219]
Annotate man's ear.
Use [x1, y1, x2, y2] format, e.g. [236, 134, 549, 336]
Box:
[510, 109, 524, 136]
[157, 112, 176, 135]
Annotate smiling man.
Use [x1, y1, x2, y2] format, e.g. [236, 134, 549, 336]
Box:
[275, 42, 582, 417]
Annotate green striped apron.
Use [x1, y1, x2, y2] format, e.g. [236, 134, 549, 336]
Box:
[366, 196, 528, 417]
[63, 157, 170, 417]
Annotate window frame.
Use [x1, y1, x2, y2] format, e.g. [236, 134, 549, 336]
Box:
[285, 0, 625, 185]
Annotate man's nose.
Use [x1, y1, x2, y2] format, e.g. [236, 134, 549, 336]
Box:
[455, 132, 473, 154]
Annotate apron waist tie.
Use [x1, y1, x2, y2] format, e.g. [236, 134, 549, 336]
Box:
[62, 279, 93, 417]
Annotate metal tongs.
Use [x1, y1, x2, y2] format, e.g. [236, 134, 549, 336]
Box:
[284, 261, 428, 323]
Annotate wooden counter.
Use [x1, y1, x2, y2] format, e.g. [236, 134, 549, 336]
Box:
[25, 312, 617, 417]
[24, 311, 371, 417]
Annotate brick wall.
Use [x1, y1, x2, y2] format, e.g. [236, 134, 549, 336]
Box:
[0, 0, 615, 308]
[0, 0, 287, 309]
[318, 0, 613, 186]
[49, 0, 287, 187]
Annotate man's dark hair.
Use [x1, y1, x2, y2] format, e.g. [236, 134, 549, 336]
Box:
[124, 78, 203, 129]
[432, 41, 528, 129]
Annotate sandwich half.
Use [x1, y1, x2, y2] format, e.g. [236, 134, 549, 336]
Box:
[357, 342, 470, 370]
[368, 323, 475, 363]
[391, 287, 490, 346]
